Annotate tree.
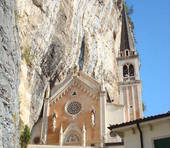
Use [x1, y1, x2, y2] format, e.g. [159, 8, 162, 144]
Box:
[125, 3, 135, 30]
[142, 102, 146, 112]
[125, 3, 134, 16]
[20, 125, 31, 148]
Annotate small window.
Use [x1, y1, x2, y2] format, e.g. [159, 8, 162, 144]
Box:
[72, 92, 77, 96]
[110, 131, 117, 137]
[154, 137, 170, 148]
[129, 64, 134, 76]
[52, 113, 56, 132]
[126, 50, 129, 56]
[123, 65, 128, 77]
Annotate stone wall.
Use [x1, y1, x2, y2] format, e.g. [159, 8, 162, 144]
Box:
[0, 0, 20, 147]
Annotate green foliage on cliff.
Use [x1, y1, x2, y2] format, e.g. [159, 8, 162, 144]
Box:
[22, 46, 34, 66]
[14, 10, 21, 21]
[20, 125, 31, 148]
[142, 102, 146, 112]
[19, 117, 24, 134]
[125, 3, 134, 30]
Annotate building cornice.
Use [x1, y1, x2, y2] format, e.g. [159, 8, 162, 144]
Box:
[117, 54, 139, 61]
[118, 80, 141, 86]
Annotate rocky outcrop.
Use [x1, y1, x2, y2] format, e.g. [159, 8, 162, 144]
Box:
[17, 0, 124, 129]
[16, 0, 124, 129]
[0, 0, 20, 147]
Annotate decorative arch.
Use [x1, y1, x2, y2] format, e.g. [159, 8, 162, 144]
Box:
[123, 64, 135, 79]
[125, 49, 129, 56]
[129, 64, 135, 76]
[123, 65, 128, 77]
[63, 123, 82, 146]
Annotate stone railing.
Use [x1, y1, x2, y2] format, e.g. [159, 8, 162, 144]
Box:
[123, 76, 135, 82]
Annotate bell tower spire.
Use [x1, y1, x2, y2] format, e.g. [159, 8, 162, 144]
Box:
[117, 1, 143, 122]
[120, 2, 135, 52]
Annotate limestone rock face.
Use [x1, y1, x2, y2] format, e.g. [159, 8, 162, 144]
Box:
[0, 0, 20, 147]
[16, 0, 123, 129]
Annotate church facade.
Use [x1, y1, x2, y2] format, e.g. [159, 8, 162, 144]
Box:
[31, 2, 143, 147]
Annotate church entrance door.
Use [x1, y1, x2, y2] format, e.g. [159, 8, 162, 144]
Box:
[64, 130, 81, 146]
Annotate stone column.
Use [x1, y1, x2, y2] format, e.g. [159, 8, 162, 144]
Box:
[100, 78, 107, 147]
[60, 124, 63, 146]
[40, 99, 49, 144]
[40, 82, 50, 144]
[82, 123, 86, 147]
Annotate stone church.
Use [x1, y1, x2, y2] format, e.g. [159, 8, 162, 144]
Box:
[31, 3, 143, 147]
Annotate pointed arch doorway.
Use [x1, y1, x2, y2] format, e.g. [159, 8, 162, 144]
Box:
[63, 123, 82, 146]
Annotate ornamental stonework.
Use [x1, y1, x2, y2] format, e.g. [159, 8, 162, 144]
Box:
[66, 101, 82, 116]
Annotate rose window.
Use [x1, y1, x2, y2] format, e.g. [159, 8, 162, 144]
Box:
[66, 101, 82, 116]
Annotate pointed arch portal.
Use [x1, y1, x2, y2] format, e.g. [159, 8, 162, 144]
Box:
[63, 123, 82, 146]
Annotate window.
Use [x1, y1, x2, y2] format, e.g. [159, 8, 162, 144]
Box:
[52, 113, 56, 132]
[123, 65, 128, 77]
[72, 91, 77, 96]
[126, 50, 129, 56]
[65, 101, 82, 116]
[123, 64, 135, 79]
[154, 137, 170, 148]
[129, 64, 134, 76]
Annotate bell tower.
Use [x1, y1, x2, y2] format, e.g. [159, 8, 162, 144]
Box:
[117, 3, 143, 122]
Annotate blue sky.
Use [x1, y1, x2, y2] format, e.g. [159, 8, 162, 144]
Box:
[126, 0, 170, 116]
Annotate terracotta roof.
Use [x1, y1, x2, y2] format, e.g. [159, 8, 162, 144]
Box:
[108, 111, 170, 130]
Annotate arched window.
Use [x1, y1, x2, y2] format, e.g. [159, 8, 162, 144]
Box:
[129, 64, 134, 76]
[52, 113, 56, 132]
[126, 50, 129, 56]
[91, 108, 96, 127]
[123, 65, 128, 77]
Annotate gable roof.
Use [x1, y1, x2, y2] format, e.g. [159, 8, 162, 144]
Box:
[108, 111, 170, 130]
[49, 71, 101, 103]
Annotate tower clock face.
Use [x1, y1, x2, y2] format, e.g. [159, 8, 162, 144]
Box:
[66, 101, 82, 116]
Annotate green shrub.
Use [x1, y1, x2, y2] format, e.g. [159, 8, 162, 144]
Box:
[142, 102, 146, 112]
[14, 10, 21, 21]
[19, 117, 24, 134]
[125, 3, 134, 30]
[125, 3, 133, 16]
[20, 125, 31, 148]
[22, 47, 34, 66]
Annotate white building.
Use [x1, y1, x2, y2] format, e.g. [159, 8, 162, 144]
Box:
[108, 111, 170, 148]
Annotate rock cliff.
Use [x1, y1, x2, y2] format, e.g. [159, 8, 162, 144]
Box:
[0, 0, 124, 147]
[16, 0, 123, 128]
[0, 0, 20, 147]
